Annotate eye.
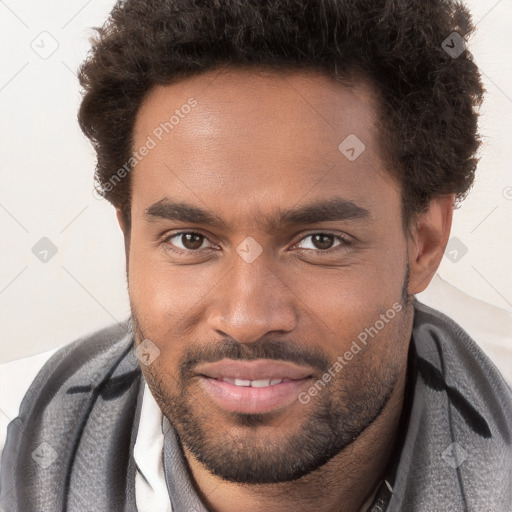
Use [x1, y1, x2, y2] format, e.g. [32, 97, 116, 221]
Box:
[294, 233, 350, 253]
[160, 230, 351, 257]
[163, 231, 215, 253]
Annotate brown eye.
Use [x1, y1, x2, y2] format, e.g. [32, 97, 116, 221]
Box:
[166, 232, 211, 252]
[181, 233, 204, 250]
[311, 234, 335, 250]
[297, 233, 344, 251]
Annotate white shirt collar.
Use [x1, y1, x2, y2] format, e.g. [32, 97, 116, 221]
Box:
[133, 382, 171, 508]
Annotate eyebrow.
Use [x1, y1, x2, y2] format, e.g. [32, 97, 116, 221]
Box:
[144, 196, 371, 231]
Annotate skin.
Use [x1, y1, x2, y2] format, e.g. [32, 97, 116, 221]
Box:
[116, 67, 453, 512]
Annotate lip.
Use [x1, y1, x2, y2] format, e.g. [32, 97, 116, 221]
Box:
[195, 358, 314, 381]
[198, 375, 312, 413]
[195, 359, 314, 414]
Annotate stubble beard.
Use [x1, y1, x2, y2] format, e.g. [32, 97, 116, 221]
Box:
[133, 265, 412, 484]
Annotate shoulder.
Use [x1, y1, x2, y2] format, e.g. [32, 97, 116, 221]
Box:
[0, 319, 132, 463]
[416, 273, 512, 387]
[0, 348, 61, 422]
[0, 348, 61, 462]
[399, 289, 512, 510]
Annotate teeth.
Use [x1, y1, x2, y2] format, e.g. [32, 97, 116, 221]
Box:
[251, 379, 271, 387]
[221, 378, 285, 387]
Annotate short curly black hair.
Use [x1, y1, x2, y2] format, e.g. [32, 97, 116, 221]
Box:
[78, 0, 485, 231]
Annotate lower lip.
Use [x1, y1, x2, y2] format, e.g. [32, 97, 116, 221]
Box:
[198, 376, 311, 414]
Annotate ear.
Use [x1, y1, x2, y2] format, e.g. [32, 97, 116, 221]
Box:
[407, 194, 454, 295]
[116, 207, 131, 274]
[116, 207, 127, 234]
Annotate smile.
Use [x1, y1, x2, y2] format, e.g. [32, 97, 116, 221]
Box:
[195, 359, 314, 414]
[217, 377, 293, 387]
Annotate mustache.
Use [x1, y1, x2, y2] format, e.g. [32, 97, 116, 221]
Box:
[179, 338, 331, 379]
[131, 318, 331, 379]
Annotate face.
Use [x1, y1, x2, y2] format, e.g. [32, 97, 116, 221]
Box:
[126, 67, 414, 484]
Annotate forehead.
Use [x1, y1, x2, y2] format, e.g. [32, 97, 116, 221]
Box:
[131, 68, 400, 225]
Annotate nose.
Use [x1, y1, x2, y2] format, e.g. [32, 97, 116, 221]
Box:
[206, 249, 298, 344]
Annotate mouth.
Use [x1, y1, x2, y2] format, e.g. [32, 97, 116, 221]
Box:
[195, 359, 314, 414]
[210, 377, 297, 386]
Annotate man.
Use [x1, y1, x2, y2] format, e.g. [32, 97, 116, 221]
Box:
[1, 0, 511, 511]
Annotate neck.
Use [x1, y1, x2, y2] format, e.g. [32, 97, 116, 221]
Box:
[182, 363, 407, 512]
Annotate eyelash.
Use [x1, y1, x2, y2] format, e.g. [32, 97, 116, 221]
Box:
[160, 230, 352, 256]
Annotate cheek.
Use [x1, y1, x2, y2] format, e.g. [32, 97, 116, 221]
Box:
[283, 255, 407, 365]
[128, 243, 219, 342]
[131, 268, 217, 314]
[289, 255, 405, 326]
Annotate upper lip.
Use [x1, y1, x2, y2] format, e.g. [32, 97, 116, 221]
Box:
[195, 359, 314, 381]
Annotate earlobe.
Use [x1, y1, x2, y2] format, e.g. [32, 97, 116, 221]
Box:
[407, 195, 454, 295]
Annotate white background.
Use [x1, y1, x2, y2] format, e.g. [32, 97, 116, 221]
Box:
[0, 0, 511, 363]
